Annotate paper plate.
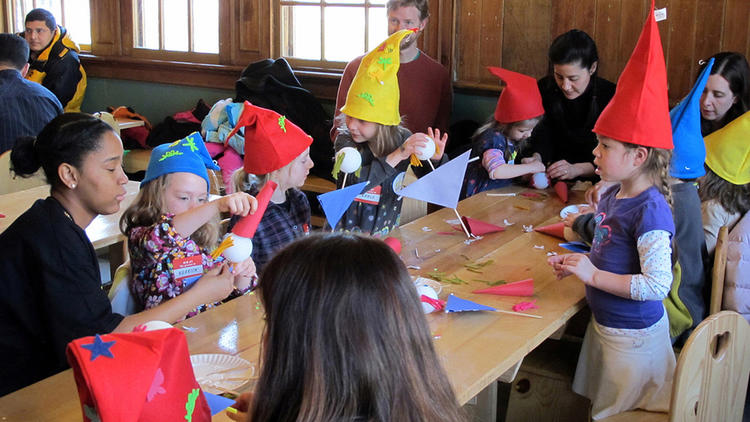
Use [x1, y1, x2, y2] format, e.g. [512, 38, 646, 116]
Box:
[414, 276, 443, 294]
[190, 354, 254, 394]
[559, 204, 588, 219]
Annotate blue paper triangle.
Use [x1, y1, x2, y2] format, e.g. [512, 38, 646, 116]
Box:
[444, 294, 497, 313]
[317, 181, 369, 229]
[669, 57, 714, 179]
[559, 241, 591, 253]
[203, 391, 235, 416]
[398, 150, 471, 209]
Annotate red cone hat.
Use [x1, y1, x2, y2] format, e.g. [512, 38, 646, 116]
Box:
[488, 67, 545, 124]
[232, 180, 278, 238]
[535, 222, 566, 240]
[554, 181, 568, 203]
[593, 0, 673, 149]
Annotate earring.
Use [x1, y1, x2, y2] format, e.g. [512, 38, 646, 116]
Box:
[71, 184, 76, 189]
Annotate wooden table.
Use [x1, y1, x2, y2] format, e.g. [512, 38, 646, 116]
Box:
[0, 186, 588, 420]
[0, 181, 141, 274]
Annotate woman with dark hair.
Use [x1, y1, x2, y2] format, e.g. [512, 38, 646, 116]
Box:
[699, 52, 750, 135]
[227, 233, 466, 422]
[523, 29, 616, 181]
[0, 113, 237, 396]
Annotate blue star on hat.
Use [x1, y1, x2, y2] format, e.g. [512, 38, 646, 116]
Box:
[80, 334, 116, 361]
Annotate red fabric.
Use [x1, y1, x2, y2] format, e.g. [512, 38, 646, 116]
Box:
[488, 67, 544, 123]
[66, 329, 211, 422]
[593, 0, 673, 149]
[384, 237, 402, 254]
[226, 102, 312, 175]
[232, 180, 278, 238]
[535, 222, 566, 240]
[473, 278, 534, 296]
[205, 142, 244, 194]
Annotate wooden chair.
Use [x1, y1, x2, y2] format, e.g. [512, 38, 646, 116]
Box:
[122, 149, 152, 175]
[0, 150, 46, 194]
[710, 226, 730, 315]
[601, 310, 750, 422]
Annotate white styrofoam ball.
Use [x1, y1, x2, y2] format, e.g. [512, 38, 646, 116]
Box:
[141, 320, 173, 331]
[336, 147, 362, 174]
[415, 137, 436, 160]
[531, 172, 549, 189]
[222, 233, 253, 263]
[416, 284, 439, 314]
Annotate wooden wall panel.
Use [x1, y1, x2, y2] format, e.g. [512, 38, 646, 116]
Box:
[502, 0, 551, 79]
[90, 0, 120, 56]
[453, 0, 750, 104]
[723, 0, 750, 54]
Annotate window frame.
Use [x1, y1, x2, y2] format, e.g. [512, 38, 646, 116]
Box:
[274, 0, 388, 71]
[6, 0, 93, 51]
[2, 0, 452, 102]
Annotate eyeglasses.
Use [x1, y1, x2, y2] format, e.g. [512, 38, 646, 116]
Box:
[24, 27, 50, 35]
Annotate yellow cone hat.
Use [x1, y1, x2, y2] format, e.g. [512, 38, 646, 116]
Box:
[705, 110, 750, 185]
[340, 29, 415, 126]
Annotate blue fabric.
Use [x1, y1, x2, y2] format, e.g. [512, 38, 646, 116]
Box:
[587, 186, 674, 329]
[669, 58, 714, 179]
[141, 132, 220, 190]
[0, 69, 63, 154]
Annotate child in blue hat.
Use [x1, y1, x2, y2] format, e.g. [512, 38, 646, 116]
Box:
[120, 132, 258, 320]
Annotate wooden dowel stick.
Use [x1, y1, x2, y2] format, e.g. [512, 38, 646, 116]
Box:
[453, 208, 471, 238]
[496, 309, 543, 319]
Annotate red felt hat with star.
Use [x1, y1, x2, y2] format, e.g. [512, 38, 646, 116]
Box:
[225, 101, 313, 175]
[488, 67, 545, 124]
[67, 329, 211, 422]
[593, 0, 673, 149]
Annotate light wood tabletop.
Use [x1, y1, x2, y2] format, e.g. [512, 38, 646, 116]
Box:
[0, 185, 588, 420]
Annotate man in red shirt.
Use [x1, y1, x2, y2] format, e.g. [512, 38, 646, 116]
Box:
[331, 0, 452, 141]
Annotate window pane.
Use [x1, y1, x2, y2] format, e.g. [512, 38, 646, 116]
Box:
[35, 0, 62, 25]
[280, 5, 321, 60]
[324, 7, 364, 62]
[63, 0, 91, 45]
[326, 0, 363, 4]
[134, 0, 159, 49]
[12, 0, 28, 32]
[367, 7, 388, 50]
[192, 0, 218, 53]
[163, 0, 189, 52]
[368, 0, 387, 5]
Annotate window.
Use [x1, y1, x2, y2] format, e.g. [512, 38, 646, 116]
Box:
[9, 0, 91, 48]
[278, 0, 389, 67]
[132, 0, 219, 55]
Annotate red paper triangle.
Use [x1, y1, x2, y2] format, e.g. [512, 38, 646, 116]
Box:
[554, 181, 568, 204]
[535, 222, 566, 240]
[462, 216, 505, 236]
[232, 180, 278, 238]
[473, 278, 534, 296]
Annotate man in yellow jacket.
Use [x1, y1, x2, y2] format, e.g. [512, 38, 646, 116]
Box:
[22, 8, 86, 112]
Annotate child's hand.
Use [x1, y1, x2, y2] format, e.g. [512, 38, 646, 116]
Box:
[216, 192, 258, 216]
[386, 133, 428, 166]
[547, 254, 573, 279]
[426, 127, 448, 160]
[226, 392, 253, 421]
[556, 253, 597, 284]
[528, 160, 546, 173]
[193, 263, 235, 303]
[232, 256, 257, 291]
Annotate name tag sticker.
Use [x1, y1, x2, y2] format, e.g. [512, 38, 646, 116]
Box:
[355, 185, 382, 205]
[173, 255, 204, 287]
[654, 8, 667, 22]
